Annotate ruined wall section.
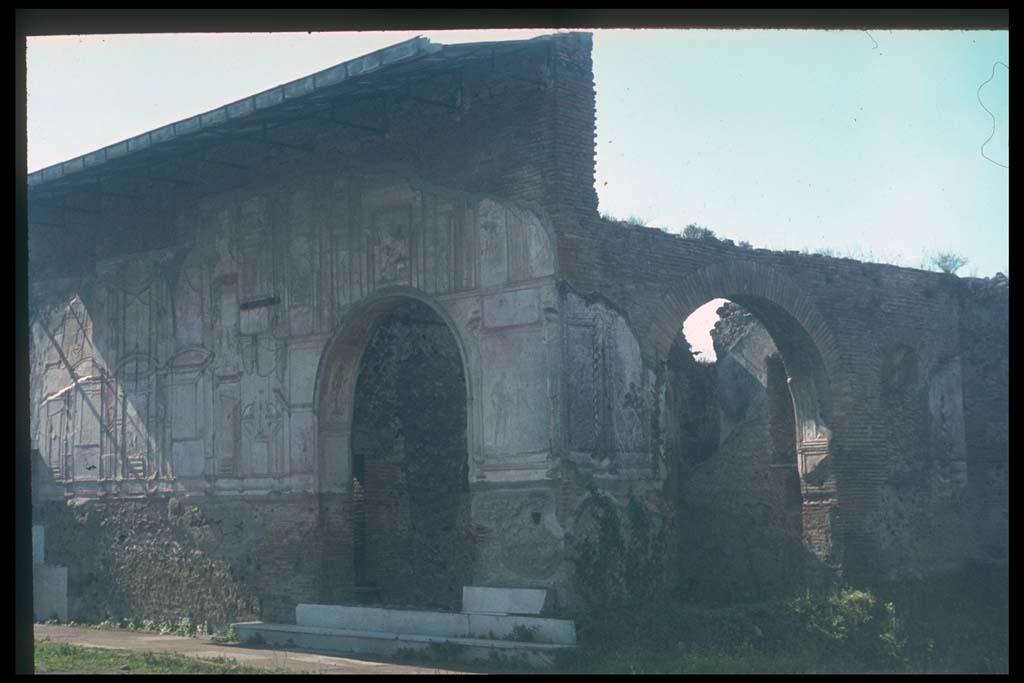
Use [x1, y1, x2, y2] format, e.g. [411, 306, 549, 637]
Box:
[556, 291, 673, 610]
[957, 274, 1008, 561]
[562, 218, 981, 580]
[362, 33, 597, 236]
[675, 307, 807, 601]
[33, 495, 319, 628]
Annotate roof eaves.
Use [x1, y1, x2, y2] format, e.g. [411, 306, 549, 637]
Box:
[27, 35, 442, 188]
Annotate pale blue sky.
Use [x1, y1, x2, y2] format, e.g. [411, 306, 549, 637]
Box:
[26, 29, 1008, 357]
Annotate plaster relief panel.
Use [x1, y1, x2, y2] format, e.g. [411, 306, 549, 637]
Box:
[567, 324, 598, 452]
[99, 377, 119, 478]
[483, 288, 541, 329]
[174, 261, 205, 348]
[38, 332, 72, 405]
[421, 195, 453, 294]
[124, 296, 152, 358]
[71, 381, 103, 481]
[320, 430, 351, 489]
[172, 439, 206, 478]
[72, 445, 100, 481]
[370, 205, 412, 286]
[608, 316, 649, 453]
[213, 283, 241, 378]
[326, 178, 354, 312]
[164, 330, 211, 478]
[445, 296, 482, 342]
[241, 388, 285, 476]
[288, 233, 316, 335]
[287, 344, 321, 409]
[285, 186, 321, 335]
[524, 211, 555, 279]
[211, 205, 239, 280]
[238, 197, 276, 335]
[56, 296, 95, 370]
[289, 410, 316, 475]
[117, 257, 169, 363]
[563, 293, 650, 459]
[449, 201, 476, 292]
[478, 200, 508, 287]
[472, 489, 563, 582]
[42, 397, 70, 480]
[482, 329, 550, 457]
[508, 208, 554, 281]
[215, 381, 241, 476]
[115, 354, 162, 481]
[171, 382, 199, 441]
[240, 334, 287, 476]
[329, 227, 356, 311]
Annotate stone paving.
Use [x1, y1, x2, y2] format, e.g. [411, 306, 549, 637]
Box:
[34, 624, 475, 675]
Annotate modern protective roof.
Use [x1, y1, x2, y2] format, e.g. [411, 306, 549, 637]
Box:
[27, 33, 568, 191]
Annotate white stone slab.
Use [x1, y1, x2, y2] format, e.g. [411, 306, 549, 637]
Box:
[467, 613, 576, 645]
[296, 604, 390, 632]
[234, 621, 571, 668]
[385, 609, 469, 638]
[32, 525, 45, 566]
[171, 439, 206, 477]
[297, 604, 473, 638]
[462, 586, 549, 615]
[295, 604, 574, 643]
[33, 565, 68, 622]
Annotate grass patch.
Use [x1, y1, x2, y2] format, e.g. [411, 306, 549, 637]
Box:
[554, 564, 1007, 674]
[871, 561, 1008, 674]
[34, 640, 302, 675]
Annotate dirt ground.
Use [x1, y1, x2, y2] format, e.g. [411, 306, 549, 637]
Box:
[34, 624, 477, 675]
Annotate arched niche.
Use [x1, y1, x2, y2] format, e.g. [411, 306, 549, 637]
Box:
[312, 287, 478, 607]
[653, 262, 841, 565]
[313, 287, 478, 492]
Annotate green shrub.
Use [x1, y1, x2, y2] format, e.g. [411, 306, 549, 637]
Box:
[212, 625, 239, 644]
[682, 224, 718, 241]
[175, 616, 193, 637]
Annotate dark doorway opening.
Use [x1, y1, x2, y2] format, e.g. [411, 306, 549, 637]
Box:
[349, 299, 474, 609]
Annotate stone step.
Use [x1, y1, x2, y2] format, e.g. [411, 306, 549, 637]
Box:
[232, 621, 572, 669]
[296, 603, 575, 645]
[462, 586, 550, 615]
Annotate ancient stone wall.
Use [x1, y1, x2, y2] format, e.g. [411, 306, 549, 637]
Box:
[556, 217, 992, 580]
[957, 275, 1009, 560]
[32, 494, 319, 628]
[27, 32, 1007, 624]
[29, 166, 565, 621]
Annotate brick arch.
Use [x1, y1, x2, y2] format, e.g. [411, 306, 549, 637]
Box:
[312, 286, 479, 606]
[649, 260, 845, 566]
[312, 286, 477, 494]
[645, 261, 841, 381]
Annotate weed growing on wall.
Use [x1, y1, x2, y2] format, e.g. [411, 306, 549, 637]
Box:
[571, 492, 667, 613]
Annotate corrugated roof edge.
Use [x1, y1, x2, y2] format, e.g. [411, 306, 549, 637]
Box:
[26, 34, 444, 187]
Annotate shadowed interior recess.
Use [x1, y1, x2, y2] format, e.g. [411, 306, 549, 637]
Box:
[350, 299, 474, 610]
